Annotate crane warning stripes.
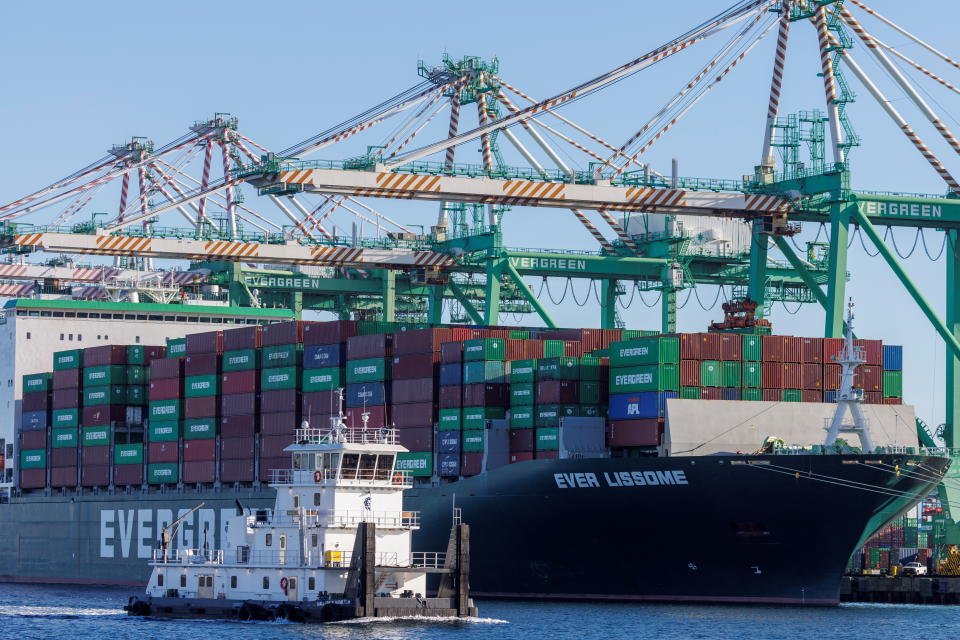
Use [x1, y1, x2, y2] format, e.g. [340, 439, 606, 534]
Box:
[0, 283, 34, 297]
[744, 194, 792, 212]
[502, 180, 566, 200]
[93, 235, 152, 255]
[413, 251, 455, 267]
[310, 246, 364, 264]
[204, 241, 261, 258]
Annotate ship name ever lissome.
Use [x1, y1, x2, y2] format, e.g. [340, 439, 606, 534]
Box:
[554, 470, 688, 489]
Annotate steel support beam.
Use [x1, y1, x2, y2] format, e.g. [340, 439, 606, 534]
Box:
[503, 262, 557, 328]
[483, 258, 502, 326]
[661, 287, 677, 334]
[600, 279, 618, 329]
[447, 281, 483, 325]
[428, 284, 444, 324]
[824, 202, 850, 337]
[748, 221, 769, 316]
[947, 230, 960, 448]
[381, 269, 396, 322]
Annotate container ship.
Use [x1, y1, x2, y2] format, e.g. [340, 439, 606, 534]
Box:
[0, 301, 945, 604]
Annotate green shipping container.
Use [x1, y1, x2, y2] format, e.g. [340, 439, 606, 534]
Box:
[51, 428, 78, 448]
[463, 360, 506, 384]
[346, 358, 389, 384]
[609, 364, 679, 393]
[721, 361, 741, 388]
[83, 385, 125, 406]
[742, 387, 763, 401]
[536, 405, 562, 427]
[302, 367, 344, 392]
[53, 349, 84, 371]
[542, 340, 566, 358]
[462, 406, 505, 429]
[509, 330, 530, 339]
[396, 451, 433, 477]
[579, 356, 604, 381]
[579, 381, 603, 405]
[125, 385, 146, 406]
[261, 366, 299, 391]
[148, 462, 179, 484]
[883, 371, 903, 398]
[700, 361, 721, 387]
[20, 449, 46, 469]
[742, 362, 762, 388]
[126, 345, 145, 365]
[165, 338, 186, 356]
[535, 427, 560, 451]
[462, 430, 485, 452]
[511, 382, 535, 406]
[183, 418, 217, 439]
[438, 408, 462, 430]
[126, 366, 146, 385]
[510, 359, 537, 383]
[82, 426, 111, 446]
[742, 335, 763, 361]
[782, 389, 802, 402]
[83, 365, 126, 387]
[463, 338, 505, 361]
[149, 399, 182, 422]
[262, 343, 303, 368]
[680, 386, 701, 399]
[609, 337, 679, 367]
[52, 408, 79, 428]
[114, 443, 144, 465]
[23, 372, 52, 392]
[149, 420, 180, 442]
[537, 357, 580, 381]
[223, 348, 260, 372]
[185, 375, 220, 398]
[510, 407, 534, 428]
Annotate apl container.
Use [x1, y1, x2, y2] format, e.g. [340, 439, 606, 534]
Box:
[608, 391, 676, 420]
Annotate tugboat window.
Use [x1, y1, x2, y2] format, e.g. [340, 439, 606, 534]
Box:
[265, 533, 273, 546]
[314, 493, 321, 506]
[230, 575, 237, 588]
[341, 453, 360, 480]
[309, 577, 315, 590]
[263, 576, 269, 589]
[180, 574, 186, 587]
[157, 574, 163, 587]
[293, 494, 300, 508]
[358, 454, 376, 480]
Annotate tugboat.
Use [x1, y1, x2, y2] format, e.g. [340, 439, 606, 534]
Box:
[125, 395, 477, 623]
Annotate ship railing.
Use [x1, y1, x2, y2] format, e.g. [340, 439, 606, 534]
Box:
[267, 468, 413, 487]
[294, 427, 400, 446]
[313, 551, 444, 568]
[233, 549, 308, 566]
[316, 509, 420, 529]
[151, 548, 223, 564]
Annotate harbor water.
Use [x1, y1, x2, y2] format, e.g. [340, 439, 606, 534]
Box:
[3, 583, 960, 640]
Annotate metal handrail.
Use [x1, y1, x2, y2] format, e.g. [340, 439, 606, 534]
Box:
[267, 468, 413, 487]
[294, 426, 400, 445]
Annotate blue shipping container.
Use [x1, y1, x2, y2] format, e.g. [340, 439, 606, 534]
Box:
[722, 388, 741, 401]
[438, 363, 462, 387]
[438, 430, 461, 453]
[883, 345, 903, 371]
[345, 382, 390, 408]
[608, 391, 677, 420]
[304, 344, 345, 369]
[20, 410, 48, 431]
[438, 452, 460, 477]
[824, 390, 839, 403]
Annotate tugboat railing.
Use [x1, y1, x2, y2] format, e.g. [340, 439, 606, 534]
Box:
[150, 547, 446, 569]
[244, 509, 420, 529]
[294, 427, 400, 446]
[268, 468, 413, 487]
[151, 548, 223, 564]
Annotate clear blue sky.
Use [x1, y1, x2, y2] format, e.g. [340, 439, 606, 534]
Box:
[1, 1, 959, 425]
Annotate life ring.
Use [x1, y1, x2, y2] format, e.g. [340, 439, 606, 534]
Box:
[392, 472, 403, 484]
[280, 576, 289, 595]
[313, 470, 322, 483]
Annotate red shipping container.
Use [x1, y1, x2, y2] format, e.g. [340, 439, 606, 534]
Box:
[698, 333, 721, 360]
[449, 327, 476, 342]
[855, 339, 883, 366]
[52, 447, 78, 467]
[718, 334, 742, 361]
[461, 451, 484, 476]
[802, 390, 823, 402]
[81, 465, 110, 487]
[509, 429, 535, 452]
[463, 383, 509, 407]
[762, 388, 781, 401]
[439, 385, 462, 409]
[392, 378, 436, 404]
[678, 334, 700, 360]
[700, 387, 722, 400]
[260, 434, 295, 459]
[762, 363, 783, 389]
[221, 436, 256, 459]
[222, 325, 262, 351]
[262, 321, 308, 347]
[440, 341, 463, 364]
[52, 387, 81, 409]
[801, 337, 823, 363]
[302, 320, 358, 346]
[510, 451, 534, 464]
[781, 363, 802, 389]
[261, 389, 299, 414]
[396, 426, 432, 451]
[302, 391, 339, 416]
[149, 378, 182, 401]
[185, 396, 218, 419]
[801, 363, 823, 390]
[53, 368, 81, 390]
[259, 456, 288, 482]
[391, 402, 435, 428]
[186, 330, 223, 355]
[221, 370, 258, 395]
[84, 344, 127, 367]
[148, 442, 178, 463]
[391, 353, 438, 379]
[607, 419, 661, 447]
[183, 461, 216, 484]
[222, 414, 257, 438]
[259, 411, 299, 436]
[883, 397, 903, 405]
[392, 328, 453, 355]
[19, 468, 46, 489]
[21, 392, 50, 412]
[857, 365, 882, 391]
[183, 439, 216, 461]
[680, 360, 701, 387]
[344, 405, 388, 429]
[824, 364, 841, 390]
[536, 380, 579, 404]
[823, 338, 843, 363]
[150, 357, 183, 381]
[506, 339, 544, 361]
[347, 333, 392, 360]
[82, 445, 110, 466]
[20, 430, 46, 449]
[762, 335, 783, 362]
[113, 464, 143, 486]
[562, 341, 584, 358]
[221, 392, 257, 417]
[144, 346, 166, 363]
[220, 459, 255, 483]
[184, 353, 220, 377]
[781, 337, 802, 363]
[579, 329, 603, 353]
[864, 391, 883, 404]
[83, 405, 125, 426]
[51, 466, 77, 487]
[599, 329, 623, 350]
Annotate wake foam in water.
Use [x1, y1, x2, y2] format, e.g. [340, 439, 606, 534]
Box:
[0, 604, 125, 619]
[331, 615, 508, 625]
